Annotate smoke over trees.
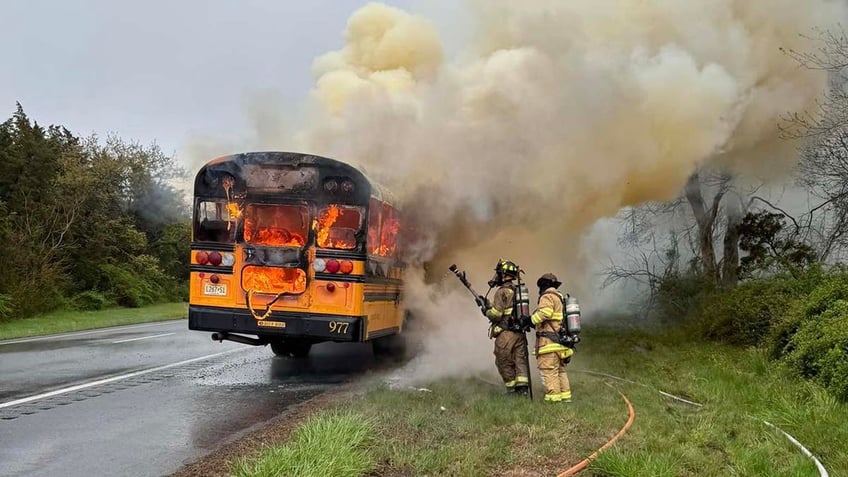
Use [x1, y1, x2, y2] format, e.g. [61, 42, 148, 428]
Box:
[0, 104, 189, 319]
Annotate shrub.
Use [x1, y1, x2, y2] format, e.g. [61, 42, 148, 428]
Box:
[783, 299, 848, 401]
[0, 293, 12, 319]
[71, 291, 113, 311]
[697, 277, 796, 346]
[656, 271, 712, 322]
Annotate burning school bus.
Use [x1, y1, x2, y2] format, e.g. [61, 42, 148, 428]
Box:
[188, 152, 407, 357]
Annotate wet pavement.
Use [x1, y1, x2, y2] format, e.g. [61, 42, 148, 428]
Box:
[0, 320, 381, 477]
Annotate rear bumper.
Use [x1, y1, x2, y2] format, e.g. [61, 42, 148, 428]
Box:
[188, 305, 364, 342]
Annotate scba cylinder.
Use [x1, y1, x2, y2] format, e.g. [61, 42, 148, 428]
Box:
[516, 282, 530, 318]
[565, 296, 581, 335]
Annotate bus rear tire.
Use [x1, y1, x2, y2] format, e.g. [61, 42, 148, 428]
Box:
[270, 340, 312, 358]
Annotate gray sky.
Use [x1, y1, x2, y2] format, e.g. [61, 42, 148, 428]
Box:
[1, 0, 458, 160]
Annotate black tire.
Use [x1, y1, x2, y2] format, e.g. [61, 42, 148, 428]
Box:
[270, 340, 312, 358]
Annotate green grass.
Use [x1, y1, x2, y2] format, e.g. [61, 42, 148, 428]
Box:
[585, 328, 847, 477]
[0, 302, 187, 340]
[231, 326, 848, 476]
[231, 411, 375, 477]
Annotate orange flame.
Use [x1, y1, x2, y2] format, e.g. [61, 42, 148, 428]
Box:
[222, 176, 242, 230]
[244, 219, 306, 247]
[377, 216, 400, 256]
[244, 205, 307, 247]
[317, 205, 341, 248]
[243, 266, 306, 294]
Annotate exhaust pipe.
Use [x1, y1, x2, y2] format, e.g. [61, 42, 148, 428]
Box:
[211, 332, 268, 346]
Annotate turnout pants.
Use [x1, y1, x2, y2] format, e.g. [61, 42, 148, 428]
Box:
[493, 330, 529, 390]
[537, 352, 571, 402]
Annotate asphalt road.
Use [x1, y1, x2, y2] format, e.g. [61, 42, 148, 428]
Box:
[0, 320, 381, 477]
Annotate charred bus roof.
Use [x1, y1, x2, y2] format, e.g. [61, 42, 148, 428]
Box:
[194, 152, 397, 208]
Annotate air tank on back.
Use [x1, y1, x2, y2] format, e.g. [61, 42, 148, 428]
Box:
[565, 295, 581, 335]
[516, 282, 530, 319]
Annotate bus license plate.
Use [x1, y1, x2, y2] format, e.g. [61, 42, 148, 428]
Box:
[204, 283, 227, 296]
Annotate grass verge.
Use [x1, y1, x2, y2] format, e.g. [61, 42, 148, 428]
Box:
[231, 411, 375, 477]
[225, 326, 848, 476]
[0, 302, 187, 340]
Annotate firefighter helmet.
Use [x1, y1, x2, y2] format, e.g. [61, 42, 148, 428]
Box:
[537, 273, 562, 290]
[495, 259, 520, 279]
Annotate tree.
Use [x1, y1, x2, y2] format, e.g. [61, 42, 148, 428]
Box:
[781, 28, 848, 261]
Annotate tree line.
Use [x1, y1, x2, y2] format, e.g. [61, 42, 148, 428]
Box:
[0, 104, 190, 319]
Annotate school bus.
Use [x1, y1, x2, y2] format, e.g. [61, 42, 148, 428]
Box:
[188, 152, 407, 357]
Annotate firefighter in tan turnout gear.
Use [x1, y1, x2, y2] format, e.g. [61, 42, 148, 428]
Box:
[484, 260, 531, 395]
[531, 273, 573, 403]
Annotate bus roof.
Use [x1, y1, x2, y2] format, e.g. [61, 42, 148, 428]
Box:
[196, 151, 398, 208]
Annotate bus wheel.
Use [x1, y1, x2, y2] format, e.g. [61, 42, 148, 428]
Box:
[270, 340, 312, 358]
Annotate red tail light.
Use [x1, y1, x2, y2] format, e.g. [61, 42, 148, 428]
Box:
[208, 251, 222, 266]
[196, 251, 209, 265]
[326, 282, 336, 293]
[210, 274, 220, 284]
[340, 260, 353, 274]
[325, 259, 340, 274]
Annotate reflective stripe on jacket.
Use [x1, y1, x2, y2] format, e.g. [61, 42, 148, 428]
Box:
[486, 284, 515, 331]
[533, 288, 569, 355]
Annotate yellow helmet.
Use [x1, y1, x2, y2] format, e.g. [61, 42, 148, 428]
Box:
[495, 259, 519, 279]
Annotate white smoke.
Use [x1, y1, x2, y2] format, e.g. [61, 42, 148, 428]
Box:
[176, 0, 848, 377]
[249, 1, 847, 383]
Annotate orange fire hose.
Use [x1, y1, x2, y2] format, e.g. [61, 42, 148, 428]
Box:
[556, 389, 635, 477]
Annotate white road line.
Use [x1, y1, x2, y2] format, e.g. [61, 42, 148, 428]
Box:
[0, 348, 246, 409]
[111, 332, 175, 344]
[0, 320, 185, 346]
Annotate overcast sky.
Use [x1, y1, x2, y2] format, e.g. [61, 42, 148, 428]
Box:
[1, 0, 461, 162]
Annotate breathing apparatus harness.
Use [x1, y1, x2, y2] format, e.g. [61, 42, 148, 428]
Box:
[533, 274, 582, 350]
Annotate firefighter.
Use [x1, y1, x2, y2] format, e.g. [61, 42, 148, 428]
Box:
[530, 273, 573, 403]
[484, 259, 530, 395]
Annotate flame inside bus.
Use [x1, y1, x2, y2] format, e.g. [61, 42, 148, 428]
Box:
[243, 266, 306, 294]
[243, 204, 308, 247]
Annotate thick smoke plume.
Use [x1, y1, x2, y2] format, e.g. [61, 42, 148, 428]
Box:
[286, 1, 845, 382]
[293, 1, 845, 382]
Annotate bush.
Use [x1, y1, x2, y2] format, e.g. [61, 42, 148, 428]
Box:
[697, 277, 796, 346]
[100, 255, 171, 308]
[783, 299, 848, 401]
[656, 271, 713, 321]
[766, 271, 848, 359]
[71, 291, 113, 311]
[0, 293, 12, 319]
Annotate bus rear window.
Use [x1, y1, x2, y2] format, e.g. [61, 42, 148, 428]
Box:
[317, 205, 362, 250]
[196, 201, 237, 242]
[244, 204, 309, 247]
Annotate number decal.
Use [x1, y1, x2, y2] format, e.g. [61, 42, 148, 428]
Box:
[329, 321, 350, 334]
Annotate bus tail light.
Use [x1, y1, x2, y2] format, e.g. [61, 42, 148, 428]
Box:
[340, 260, 353, 274]
[325, 259, 341, 274]
[208, 251, 222, 266]
[313, 258, 327, 273]
[196, 251, 209, 265]
[221, 252, 235, 266]
[326, 282, 336, 293]
[210, 274, 220, 284]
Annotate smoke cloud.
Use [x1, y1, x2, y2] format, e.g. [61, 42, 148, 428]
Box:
[300, 0, 841, 265]
[272, 1, 847, 382]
